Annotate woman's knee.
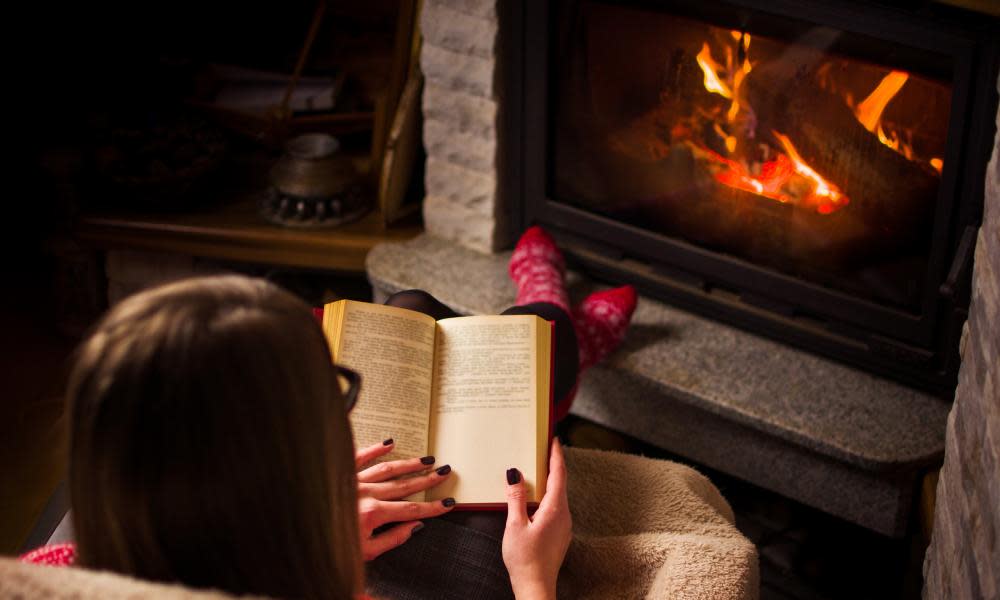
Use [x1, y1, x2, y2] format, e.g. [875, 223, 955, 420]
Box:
[384, 289, 436, 309]
[383, 290, 457, 320]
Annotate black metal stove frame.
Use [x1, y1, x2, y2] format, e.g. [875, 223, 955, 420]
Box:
[501, 0, 999, 393]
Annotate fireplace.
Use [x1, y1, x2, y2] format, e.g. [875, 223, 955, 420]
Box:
[503, 0, 999, 392]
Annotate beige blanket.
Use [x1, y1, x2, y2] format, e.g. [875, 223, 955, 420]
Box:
[1, 448, 757, 600]
[561, 447, 759, 600]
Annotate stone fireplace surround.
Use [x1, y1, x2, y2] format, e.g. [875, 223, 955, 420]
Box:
[368, 0, 997, 588]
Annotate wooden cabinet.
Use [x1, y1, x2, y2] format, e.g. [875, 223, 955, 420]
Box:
[73, 0, 424, 274]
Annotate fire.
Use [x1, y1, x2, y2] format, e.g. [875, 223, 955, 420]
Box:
[696, 43, 733, 99]
[852, 70, 919, 160]
[691, 34, 847, 214]
[699, 132, 849, 214]
[713, 123, 737, 153]
[929, 157, 943, 172]
[710, 152, 793, 202]
[855, 71, 908, 131]
[772, 131, 848, 213]
[696, 37, 753, 152]
[726, 58, 752, 123]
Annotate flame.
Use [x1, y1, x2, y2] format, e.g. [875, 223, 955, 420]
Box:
[875, 125, 914, 160]
[772, 131, 849, 212]
[727, 57, 752, 123]
[689, 34, 850, 214]
[855, 71, 908, 132]
[725, 135, 737, 153]
[851, 70, 922, 161]
[697, 37, 753, 136]
[712, 152, 793, 202]
[929, 157, 943, 172]
[696, 43, 732, 99]
[713, 123, 738, 153]
[701, 135, 849, 214]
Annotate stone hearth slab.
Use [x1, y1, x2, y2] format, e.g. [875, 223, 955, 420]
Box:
[366, 233, 951, 536]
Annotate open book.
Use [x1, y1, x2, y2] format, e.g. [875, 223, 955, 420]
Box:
[322, 300, 553, 507]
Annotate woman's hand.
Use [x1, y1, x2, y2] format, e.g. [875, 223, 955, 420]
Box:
[354, 440, 455, 561]
[501, 438, 572, 600]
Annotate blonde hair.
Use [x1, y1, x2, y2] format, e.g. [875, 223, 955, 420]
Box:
[67, 275, 362, 598]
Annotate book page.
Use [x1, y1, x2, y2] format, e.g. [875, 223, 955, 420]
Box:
[426, 315, 551, 504]
[325, 301, 437, 467]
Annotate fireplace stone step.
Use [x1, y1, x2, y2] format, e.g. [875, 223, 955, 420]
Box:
[366, 233, 951, 537]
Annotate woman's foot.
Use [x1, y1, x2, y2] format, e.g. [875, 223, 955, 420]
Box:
[508, 226, 570, 313]
[509, 227, 638, 419]
[574, 285, 638, 372]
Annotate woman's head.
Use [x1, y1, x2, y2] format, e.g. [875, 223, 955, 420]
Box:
[67, 275, 361, 598]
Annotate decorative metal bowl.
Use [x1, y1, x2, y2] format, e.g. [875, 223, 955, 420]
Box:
[258, 133, 369, 227]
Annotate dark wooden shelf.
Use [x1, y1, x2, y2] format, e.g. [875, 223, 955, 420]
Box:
[76, 198, 422, 273]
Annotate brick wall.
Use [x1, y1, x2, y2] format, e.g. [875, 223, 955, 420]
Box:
[922, 77, 1000, 600]
[419, 0, 506, 252]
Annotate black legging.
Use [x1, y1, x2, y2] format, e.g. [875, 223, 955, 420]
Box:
[383, 290, 579, 408]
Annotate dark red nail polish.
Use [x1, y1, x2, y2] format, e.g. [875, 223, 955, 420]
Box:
[436, 465, 451, 476]
[442, 497, 456, 507]
[420, 455, 435, 465]
[382, 438, 393, 446]
[506, 468, 521, 485]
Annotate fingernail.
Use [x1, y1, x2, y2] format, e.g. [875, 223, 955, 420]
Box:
[436, 465, 451, 476]
[506, 468, 521, 485]
[411, 522, 424, 534]
[420, 455, 435, 465]
[442, 497, 456, 507]
[382, 438, 393, 446]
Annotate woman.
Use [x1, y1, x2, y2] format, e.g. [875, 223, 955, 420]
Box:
[56, 274, 574, 599]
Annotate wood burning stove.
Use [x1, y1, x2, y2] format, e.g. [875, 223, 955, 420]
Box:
[502, 0, 999, 393]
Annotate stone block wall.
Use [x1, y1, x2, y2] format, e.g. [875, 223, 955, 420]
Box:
[420, 0, 505, 253]
[923, 77, 1000, 599]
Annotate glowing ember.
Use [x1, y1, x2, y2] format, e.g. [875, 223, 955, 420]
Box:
[710, 152, 793, 202]
[696, 43, 732, 99]
[698, 135, 848, 215]
[930, 157, 944, 172]
[772, 131, 849, 213]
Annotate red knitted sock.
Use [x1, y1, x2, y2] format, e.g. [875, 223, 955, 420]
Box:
[508, 226, 570, 313]
[574, 285, 638, 372]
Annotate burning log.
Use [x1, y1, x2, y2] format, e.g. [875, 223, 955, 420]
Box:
[743, 52, 940, 248]
[570, 26, 944, 270]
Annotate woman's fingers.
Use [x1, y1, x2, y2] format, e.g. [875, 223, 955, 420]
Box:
[536, 438, 569, 518]
[361, 521, 424, 562]
[358, 465, 452, 500]
[357, 455, 440, 483]
[367, 498, 455, 525]
[355, 439, 396, 469]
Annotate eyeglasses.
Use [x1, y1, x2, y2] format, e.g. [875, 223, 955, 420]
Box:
[334, 365, 362, 412]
